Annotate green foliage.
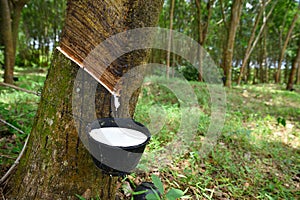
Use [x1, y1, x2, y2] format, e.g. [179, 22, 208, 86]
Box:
[0, 67, 44, 176]
[175, 65, 198, 81]
[135, 80, 300, 199]
[16, 0, 66, 67]
[145, 191, 161, 200]
[153, 0, 300, 83]
[75, 194, 87, 200]
[277, 117, 286, 127]
[165, 188, 185, 200]
[151, 174, 164, 194]
[1, 69, 300, 199]
[145, 175, 185, 200]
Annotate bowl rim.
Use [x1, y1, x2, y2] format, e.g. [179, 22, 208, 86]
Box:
[87, 117, 151, 150]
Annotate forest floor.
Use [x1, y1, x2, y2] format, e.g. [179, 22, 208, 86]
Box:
[0, 67, 299, 199]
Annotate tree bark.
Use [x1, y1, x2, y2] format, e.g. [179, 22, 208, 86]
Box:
[1, 0, 15, 84]
[219, 0, 228, 29]
[0, 0, 28, 84]
[275, 10, 299, 83]
[166, 0, 175, 78]
[252, 66, 259, 84]
[221, 0, 243, 87]
[195, 0, 203, 82]
[0, 2, 3, 46]
[246, 60, 251, 83]
[3, 0, 163, 199]
[12, 1, 27, 54]
[237, 1, 264, 85]
[237, 0, 276, 85]
[259, 43, 264, 83]
[260, 11, 268, 84]
[284, 59, 289, 83]
[297, 60, 300, 85]
[263, 15, 268, 83]
[195, 0, 214, 82]
[287, 39, 300, 90]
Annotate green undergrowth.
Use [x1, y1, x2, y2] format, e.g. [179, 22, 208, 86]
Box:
[133, 78, 300, 199]
[0, 67, 46, 175]
[0, 70, 299, 199]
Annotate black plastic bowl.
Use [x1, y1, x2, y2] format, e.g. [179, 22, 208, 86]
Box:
[86, 118, 151, 176]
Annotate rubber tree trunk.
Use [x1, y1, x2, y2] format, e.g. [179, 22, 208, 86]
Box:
[3, 0, 163, 199]
[275, 10, 299, 83]
[262, 18, 268, 83]
[297, 61, 300, 85]
[237, 1, 264, 85]
[0, 0, 15, 84]
[195, 0, 203, 82]
[0, 0, 27, 84]
[237, 0, 276, 85]
[166, 0, 175, 78]
[287, 39, 300, 90]
[221, 0, 243, 87]
[0, 5, 2, 46]
[195, 0, 214, 82]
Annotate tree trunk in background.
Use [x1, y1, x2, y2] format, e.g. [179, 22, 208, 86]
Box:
[284, 60, 289, 83]
[11, 2, 26, 55]
[195, 0, 214, 82]
[171, 51, 176, 78]
[237, 0, 276, 85]
[297, 61, 300, 85]
[0, 0, 28, 84]
[219, 0, 228, 29]
[237, 1, 264, 85]
[262, 1, 268, 83]
[1, 0, 14, 84]
[221, 0, 243, 87]
[195, 0, 203, 82]
[275, 10, 299, 83]
[166, 0, 175, 78]
[259, 46, 264, 83]
[246, 61, 251, 83]
[3, 0, 163, 199]
[0, 3, 2, 47]
[287, 39, 300, 90]
[252, 67, 258, 84]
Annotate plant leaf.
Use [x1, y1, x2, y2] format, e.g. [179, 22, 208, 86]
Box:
[151, 174, 164, 194]
[165, 188, 185, 200]
[75, 194, 86, 200]
[132, 190, 148, 195]
[277, 117, 286, 127]
[146, 192, 160, 200]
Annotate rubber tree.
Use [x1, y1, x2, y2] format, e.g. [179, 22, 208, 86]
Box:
[20, 0, 67, 65]
[166, 0, 175, 78]
[0, 0, 28, 84]
[237, 0, 276, 85]
[195, 0, 214, 82]
[297, 60, 300, 84]
[221, 0, 243, 87]
[287, 38, 300, 90]
[2, 0, 163, 199]
[275, 3, 299, 83]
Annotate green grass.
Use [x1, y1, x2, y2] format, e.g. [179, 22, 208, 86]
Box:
[133, 79, 300, 199]
[0, 70, 299, 199]
[0, 67, 45, 175]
